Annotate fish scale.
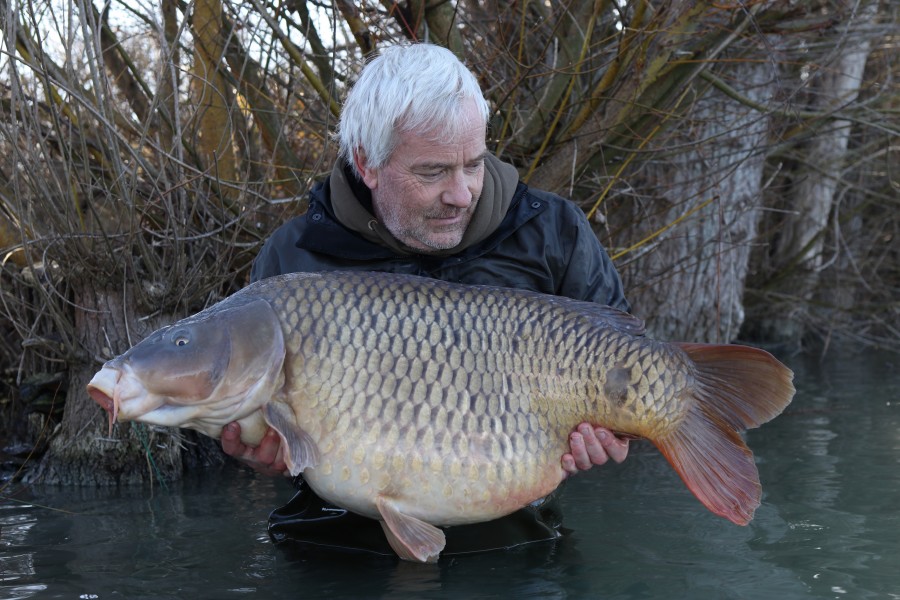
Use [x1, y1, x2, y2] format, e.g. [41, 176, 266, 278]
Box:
[87, 270, 794, 562]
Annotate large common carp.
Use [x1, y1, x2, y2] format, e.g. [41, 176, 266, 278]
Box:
[87, 271, 794, 562]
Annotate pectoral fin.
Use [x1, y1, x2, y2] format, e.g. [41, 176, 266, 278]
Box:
[263, 402, 319, 476]
[375, 496, 446, 563]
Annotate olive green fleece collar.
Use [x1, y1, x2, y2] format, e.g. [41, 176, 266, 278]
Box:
[329, 153, 520, 256]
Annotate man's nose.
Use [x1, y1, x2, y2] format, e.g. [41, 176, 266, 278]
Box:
[442, 170, 474, 207]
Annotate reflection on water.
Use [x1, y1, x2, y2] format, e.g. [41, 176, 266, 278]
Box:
[2, 351, 898, 599]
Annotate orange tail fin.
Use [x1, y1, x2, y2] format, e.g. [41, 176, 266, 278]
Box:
[653, 343, 795, 525]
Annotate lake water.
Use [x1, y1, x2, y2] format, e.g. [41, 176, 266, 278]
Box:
[2, 350, 898, 599]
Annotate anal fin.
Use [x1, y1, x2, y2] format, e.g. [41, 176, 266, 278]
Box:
[376, 496, 445, 563]
[263, 402, 319, 476]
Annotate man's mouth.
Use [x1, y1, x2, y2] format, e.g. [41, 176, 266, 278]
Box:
[428, 209, 470, 226]
[432, 215, 463, 224]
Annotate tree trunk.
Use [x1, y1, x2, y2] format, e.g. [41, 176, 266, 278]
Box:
[617, 60, 775, 343]
[157, 0, 181, 153]
[191, 0, 238, 199]
[755, 0, 878, 347]
[25, 282, 185, 485]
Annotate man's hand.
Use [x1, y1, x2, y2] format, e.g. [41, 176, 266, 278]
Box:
[561, 423, 629, 477]
[221, 422, 289, 477]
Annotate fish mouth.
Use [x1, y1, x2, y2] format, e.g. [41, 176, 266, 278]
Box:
[86, 366, 206, 432]
[87, 366, 122, 435]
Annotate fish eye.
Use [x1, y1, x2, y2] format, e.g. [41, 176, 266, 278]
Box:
[171, 330, 191, 347]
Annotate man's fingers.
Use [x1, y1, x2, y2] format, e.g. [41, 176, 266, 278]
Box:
[563, 424, 630, 476]
[220, 423, 289, 476]
[578, 423, 610, 466]
[253, 428, 281, 464]
[569, 426, 604, 471]
[221, 422, 247, 457]
[596, 427, 629, 463]
[561, 453, 577, 477]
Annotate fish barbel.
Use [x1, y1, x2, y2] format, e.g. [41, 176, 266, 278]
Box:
[87, 271, 794, 562]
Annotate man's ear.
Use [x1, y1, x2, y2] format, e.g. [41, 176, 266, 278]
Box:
[354, 149, 378, 190]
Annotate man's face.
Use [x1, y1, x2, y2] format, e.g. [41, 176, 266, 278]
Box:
[356, 100, 487, 252]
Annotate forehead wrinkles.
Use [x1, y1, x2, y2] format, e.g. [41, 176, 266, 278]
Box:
[389, 123, 486, 172]
[410, 149, 488, 172]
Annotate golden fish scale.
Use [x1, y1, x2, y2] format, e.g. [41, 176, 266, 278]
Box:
[261, 273, 693, 524]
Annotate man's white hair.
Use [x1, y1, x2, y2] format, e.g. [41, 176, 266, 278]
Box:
[338, 44, 490, 176]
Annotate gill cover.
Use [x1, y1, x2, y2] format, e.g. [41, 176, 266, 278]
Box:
[120, 298, 284, 405]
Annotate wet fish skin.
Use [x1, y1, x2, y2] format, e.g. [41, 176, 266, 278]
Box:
[87, 271, 795, 563]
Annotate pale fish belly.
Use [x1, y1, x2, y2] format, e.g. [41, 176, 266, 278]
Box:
[302, 414, 568, 526]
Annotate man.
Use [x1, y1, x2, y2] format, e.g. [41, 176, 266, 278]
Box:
[221, 43, 630, 555]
